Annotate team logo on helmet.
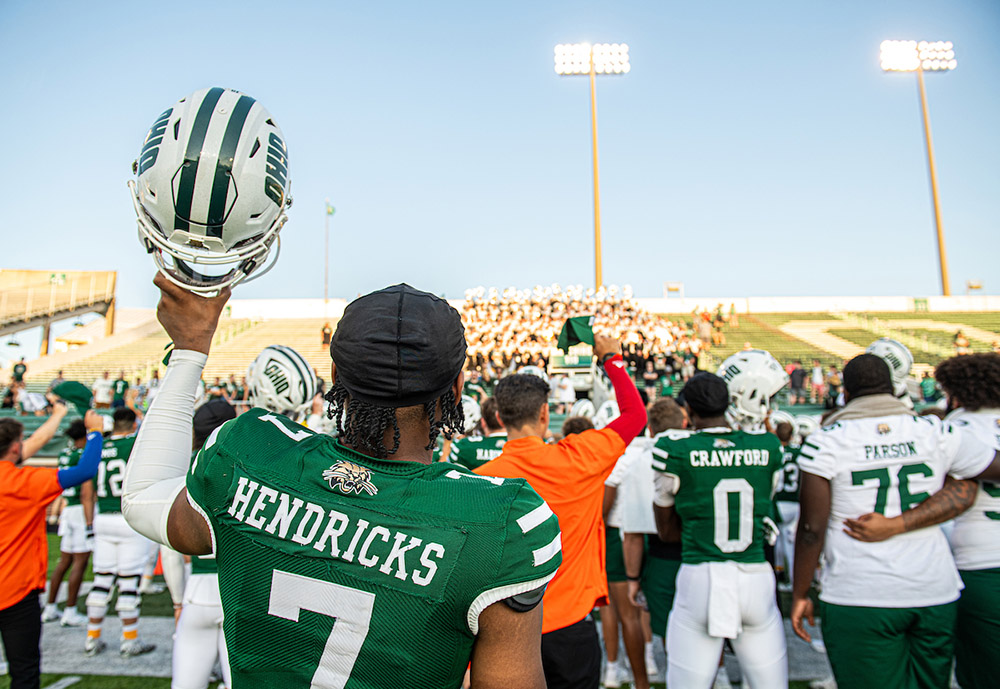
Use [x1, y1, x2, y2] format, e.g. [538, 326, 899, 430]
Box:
[323, 461, 378, 496]
[713, 439, 736, 449]
[877, 423, 892, 435]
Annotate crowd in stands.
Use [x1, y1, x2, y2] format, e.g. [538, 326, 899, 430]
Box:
[460, 285, 741, 398]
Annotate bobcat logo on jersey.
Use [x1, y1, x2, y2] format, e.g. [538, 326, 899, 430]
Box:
[877, 423, 892, 435]
[714, 438, 736, 449]
[323, 461, 378, 496]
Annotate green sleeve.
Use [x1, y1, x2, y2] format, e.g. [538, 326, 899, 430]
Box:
[467, 482, 562, 633]
[187, 416, 242, 518]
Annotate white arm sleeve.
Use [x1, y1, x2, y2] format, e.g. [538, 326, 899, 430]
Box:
[159, 545, 188, 606]
[121, 349, 207, 547]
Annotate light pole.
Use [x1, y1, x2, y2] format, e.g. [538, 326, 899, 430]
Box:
[554, 42, 630, 289]
[324, 199, 335, 304]
[880, 40, 957, 296]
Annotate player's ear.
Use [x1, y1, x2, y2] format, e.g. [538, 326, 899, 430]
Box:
[451, 372, 464, 401]
[330, 362, 337, 387]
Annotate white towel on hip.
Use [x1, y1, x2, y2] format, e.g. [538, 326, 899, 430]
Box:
[707, 560, 742, 639]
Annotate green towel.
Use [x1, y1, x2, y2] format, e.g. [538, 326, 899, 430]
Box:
[51, 381, 93, 417]
[557, 316, 595, 353]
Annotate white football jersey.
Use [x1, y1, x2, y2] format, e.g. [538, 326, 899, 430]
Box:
[945, 407, 1000, 571]
[800, 413, 994, 607]
[615, 436, 660, 535]
[605, 437, 651, 529]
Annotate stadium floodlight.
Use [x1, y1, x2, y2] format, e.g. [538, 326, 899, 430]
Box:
[554, 42, 630, 288]
[880, 39, 956, 296]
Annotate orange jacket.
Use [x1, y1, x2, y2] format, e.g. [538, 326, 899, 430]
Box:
[476, 429, 626, 633]
[0, 462, 63, 610]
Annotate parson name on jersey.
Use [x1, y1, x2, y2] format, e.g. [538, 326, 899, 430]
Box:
[227, 474, 446, 587]
[863, 441, 919, 460]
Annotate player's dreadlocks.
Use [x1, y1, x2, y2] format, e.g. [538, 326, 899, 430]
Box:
[326, 382, 465, 459]
[936, 353, 1000, 412]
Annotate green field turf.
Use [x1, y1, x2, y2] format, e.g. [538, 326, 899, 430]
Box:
[46, 533, 174, 618]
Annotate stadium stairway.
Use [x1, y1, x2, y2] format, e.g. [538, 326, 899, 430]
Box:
[201, 318, 338, 382]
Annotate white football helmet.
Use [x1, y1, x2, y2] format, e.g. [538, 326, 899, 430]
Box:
[769, 409, 796, 431]
[130, 87, 292, 295]
[795, 415, 820, 439]
[461, 395, 482, 435]
[592, 400, 620, 430]
[570, 398, 596, 419]
[519, 365, 549, 384]
[718, 350, 790, 426]
[865, 338, 913, 398]
[247, 345, 317, 420]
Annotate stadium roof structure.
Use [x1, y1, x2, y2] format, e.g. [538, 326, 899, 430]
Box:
[0, 269, 117, 348]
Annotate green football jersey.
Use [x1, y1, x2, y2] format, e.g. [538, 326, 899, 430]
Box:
[774, 445, 802, 503]
[58, 446, 84, 506]
[96, 435, 136, 513]
[187, 408, 561, 689]
[448, 434, 507, 470]
[652, 427, 781, 565]
[191, 553, 218, 575]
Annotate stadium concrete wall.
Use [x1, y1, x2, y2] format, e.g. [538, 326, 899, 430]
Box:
[637, 295, 1000, 314]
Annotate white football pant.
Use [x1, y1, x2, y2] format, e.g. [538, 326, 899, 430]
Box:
[776, 501, 800, 576]
[666, 562, 787, 689]
[172, 574, 230, 689]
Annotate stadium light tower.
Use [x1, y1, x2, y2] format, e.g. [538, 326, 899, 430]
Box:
[554, 42, 630, 289]
[880, 40, 957, 296]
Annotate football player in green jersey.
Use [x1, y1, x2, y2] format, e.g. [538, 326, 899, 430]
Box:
[41, 420, 95, 627]
[172, 398, 238, 689]
[651, 373, 787, 688]
[124, 275, 561, 689]
[85, 407, 157, 657]
[772, 420, 801, 587]
[448, 397, 507, 470]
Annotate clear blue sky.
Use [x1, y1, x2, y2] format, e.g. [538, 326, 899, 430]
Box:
[2, 0, 998, 314]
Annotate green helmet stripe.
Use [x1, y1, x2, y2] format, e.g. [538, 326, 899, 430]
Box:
[206, 94, 256, 237]
[174, 86, 225, 233]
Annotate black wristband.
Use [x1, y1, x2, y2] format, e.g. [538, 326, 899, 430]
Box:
[626, 574, 641, 582]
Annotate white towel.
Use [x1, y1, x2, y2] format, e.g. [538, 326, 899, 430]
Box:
[707, 561, 741, 639]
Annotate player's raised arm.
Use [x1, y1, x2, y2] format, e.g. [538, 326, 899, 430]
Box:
[595, 334, 647, 445]
[121, 273, 230, 553]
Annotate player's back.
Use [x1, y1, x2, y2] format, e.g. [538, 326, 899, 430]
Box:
[188, 408, 560, 689]
[652, 427, 781, 564]
[448, 434, 506, 470]
[946, 408, 1000, 571]
[59, 446, 84, 506]
[97, 435, 136, 513]
[800, 414, 987, 607]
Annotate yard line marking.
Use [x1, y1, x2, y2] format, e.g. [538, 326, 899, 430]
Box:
[46, 677, 82, 689]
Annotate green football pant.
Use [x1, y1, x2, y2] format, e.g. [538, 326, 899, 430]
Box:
[605, 527, 626, 583]
[641, 555, 680, 638]
[821, 600, 957, 689]
[956, 568, 1000, 689]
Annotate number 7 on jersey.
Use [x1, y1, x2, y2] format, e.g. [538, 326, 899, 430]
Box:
[268, 570, 376, 689]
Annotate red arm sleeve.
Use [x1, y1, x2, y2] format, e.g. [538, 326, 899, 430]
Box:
[602, 355, 647, 444]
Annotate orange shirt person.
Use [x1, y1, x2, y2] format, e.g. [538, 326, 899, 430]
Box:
[0, 409, 104, 689]
[475, 334, 646, 689]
